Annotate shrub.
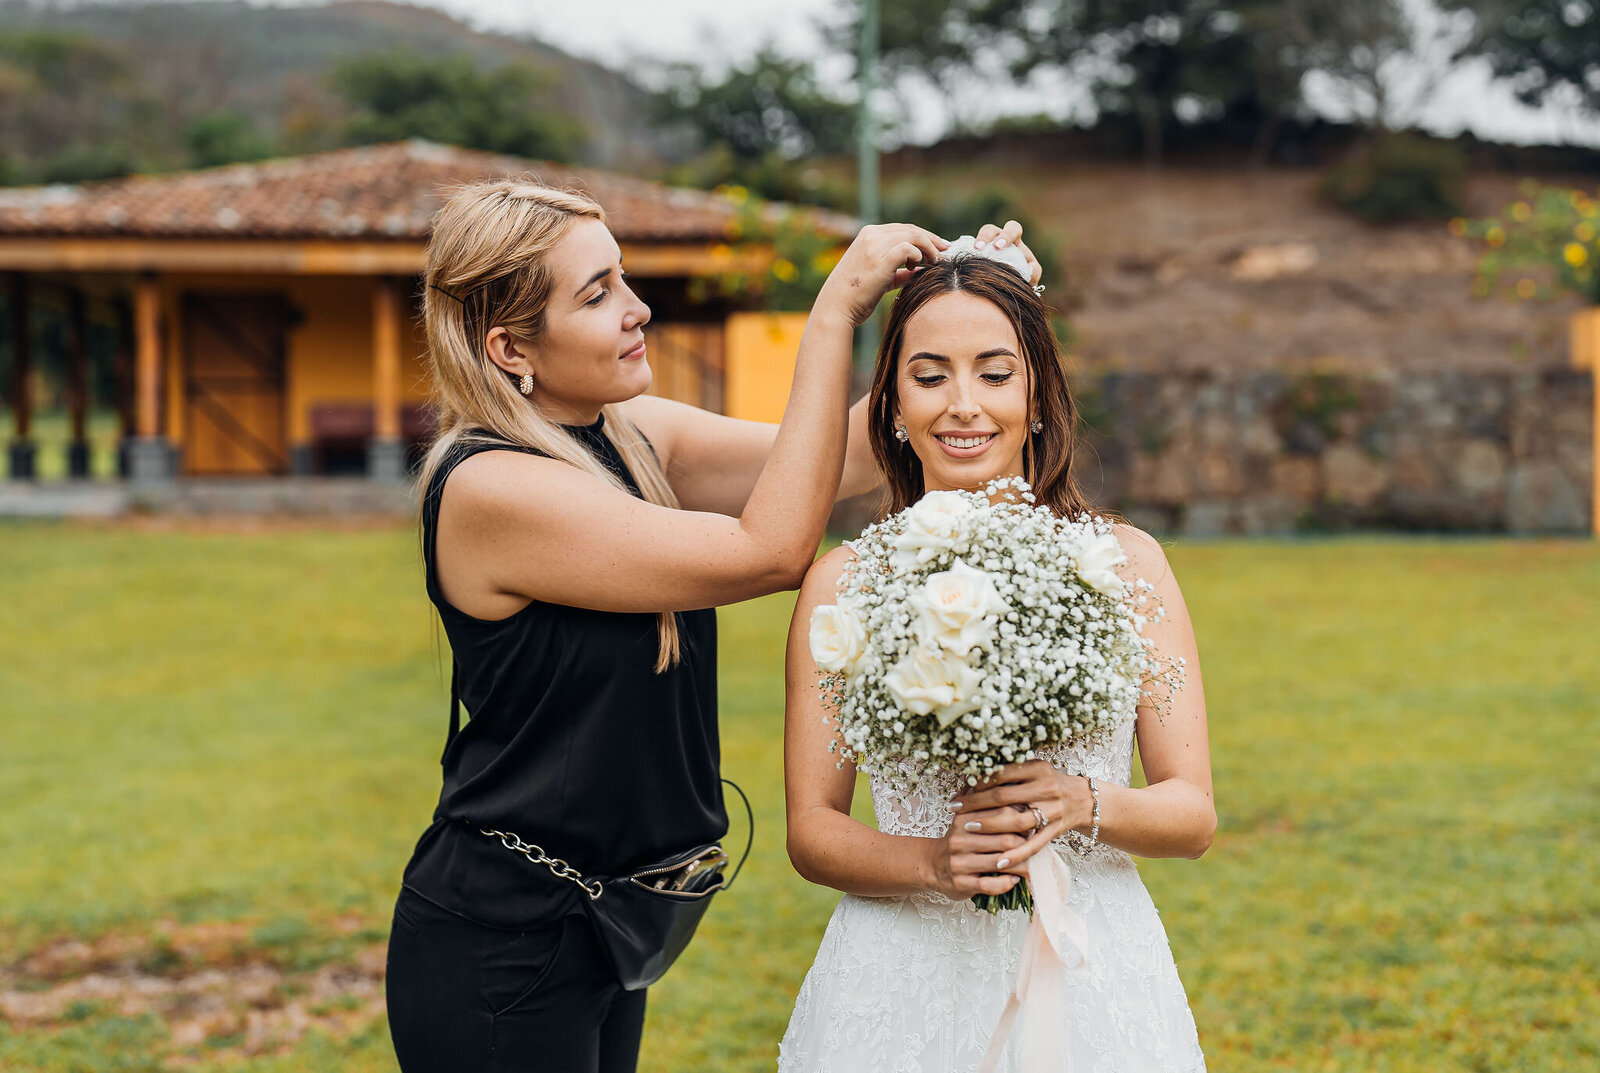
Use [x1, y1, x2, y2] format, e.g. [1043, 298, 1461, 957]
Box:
[1321, 132, 1466, 224]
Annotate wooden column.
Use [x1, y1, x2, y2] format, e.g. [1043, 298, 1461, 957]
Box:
[368, 276, 406, 481]
[8, 273, 34, 479]
[128, 273, 175, 483]
[112, 297, 135, 477]
[64, 287, 90, 478]
[134, 275, 161, 439]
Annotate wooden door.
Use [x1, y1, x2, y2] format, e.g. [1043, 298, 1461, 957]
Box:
[182, 293, 289, 475]
[646, 323, 726, 414]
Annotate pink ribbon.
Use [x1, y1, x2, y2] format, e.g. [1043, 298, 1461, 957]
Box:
[977, 846, 1089, 1073]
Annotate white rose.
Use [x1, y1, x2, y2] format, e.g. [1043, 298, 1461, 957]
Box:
[914, 558, 1009, 656]
[885, 643, 984, 728]
[1075, 530, 1127, 597]
[809, 601, 868, 678]
[892, 491, 974, 572]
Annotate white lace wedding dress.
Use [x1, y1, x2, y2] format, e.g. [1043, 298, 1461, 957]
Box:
[777, 716, 1206, 1073]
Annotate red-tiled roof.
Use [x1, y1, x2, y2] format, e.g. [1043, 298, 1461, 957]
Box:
[0, 140, 855, 242]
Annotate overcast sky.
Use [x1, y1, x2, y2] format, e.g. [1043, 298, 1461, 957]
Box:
[276, 0, 1600, 147]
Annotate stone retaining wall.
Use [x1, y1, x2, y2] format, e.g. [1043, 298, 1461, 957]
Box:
[1077, 369, 1593, 535]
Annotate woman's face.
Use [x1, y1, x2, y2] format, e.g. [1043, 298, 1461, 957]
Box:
[519, 217, 653, 423]
[894, 291, 1032, 495]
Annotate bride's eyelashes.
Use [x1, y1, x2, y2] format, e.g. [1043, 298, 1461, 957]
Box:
[909, 372, 1017, 387]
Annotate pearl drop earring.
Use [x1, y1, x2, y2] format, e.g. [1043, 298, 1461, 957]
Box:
[894, 424, 909, 443]
[1031, 419, 1043, 434]
[519, 374, 535, 396]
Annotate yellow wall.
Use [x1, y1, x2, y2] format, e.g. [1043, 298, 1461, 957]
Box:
[1573, 308, 1599, 370]
[723, 311, 808, 424]
[158, 274, 430, 459]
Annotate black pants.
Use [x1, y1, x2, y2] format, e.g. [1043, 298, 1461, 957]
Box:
[386, 886, 647, 1073]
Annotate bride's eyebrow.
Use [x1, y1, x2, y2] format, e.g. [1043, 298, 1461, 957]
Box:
[906, 349, 1017, 363]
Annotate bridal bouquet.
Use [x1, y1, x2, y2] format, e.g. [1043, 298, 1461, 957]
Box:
[809, 478, 1182, 913]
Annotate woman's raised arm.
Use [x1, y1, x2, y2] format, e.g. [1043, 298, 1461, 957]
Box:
[437, 225, 946, 616]
[620, 220, 1041, 517]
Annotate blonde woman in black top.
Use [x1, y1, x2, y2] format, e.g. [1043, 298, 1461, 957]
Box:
[385, 177, 1039, 1072]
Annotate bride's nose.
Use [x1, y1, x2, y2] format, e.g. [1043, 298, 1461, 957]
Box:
[946, 388, 981, 423]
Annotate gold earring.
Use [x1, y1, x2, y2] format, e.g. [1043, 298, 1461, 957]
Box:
[519, 373, 534, 396]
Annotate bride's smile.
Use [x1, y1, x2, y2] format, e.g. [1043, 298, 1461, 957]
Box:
[896, 290, 1033, 492]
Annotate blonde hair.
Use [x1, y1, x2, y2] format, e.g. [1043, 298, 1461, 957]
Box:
[419, 177, 682, 672]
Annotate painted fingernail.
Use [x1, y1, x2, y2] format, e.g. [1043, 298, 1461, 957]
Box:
[996, 858, 1011, 869]
[974, 240, 986, 249]
[994, 238, 1008, 248]
[945, 801, 964, 811]
[964, 821, 982, 832]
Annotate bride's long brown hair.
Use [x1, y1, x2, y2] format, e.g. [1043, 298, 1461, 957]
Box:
[867, 256, 1098, 519]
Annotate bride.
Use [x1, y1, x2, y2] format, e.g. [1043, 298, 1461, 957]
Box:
[778, 247, 1214, 1072]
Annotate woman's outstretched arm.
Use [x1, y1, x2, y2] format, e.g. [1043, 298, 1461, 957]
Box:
[436, 225, 946, 616]
[784, 548, 1030, 900]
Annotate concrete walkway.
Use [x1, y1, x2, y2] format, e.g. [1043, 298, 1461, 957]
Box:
[0, 479, 417, 518]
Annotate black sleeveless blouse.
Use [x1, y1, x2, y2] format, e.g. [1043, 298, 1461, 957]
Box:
[401, 415, 724, 927]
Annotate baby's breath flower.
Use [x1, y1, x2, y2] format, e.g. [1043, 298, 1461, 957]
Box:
[810, 481, 1184, 788]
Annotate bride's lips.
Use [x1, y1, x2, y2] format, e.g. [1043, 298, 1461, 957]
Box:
[620, 341, 646, 362]
[932, 432, 998, 459]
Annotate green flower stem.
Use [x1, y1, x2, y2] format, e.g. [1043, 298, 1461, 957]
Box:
[971, 878, 1034, 916]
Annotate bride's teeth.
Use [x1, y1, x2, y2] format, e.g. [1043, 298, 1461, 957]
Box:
[940, 435, 991, 449]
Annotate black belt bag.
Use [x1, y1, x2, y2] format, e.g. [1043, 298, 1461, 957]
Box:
[478, 779, 754, 991]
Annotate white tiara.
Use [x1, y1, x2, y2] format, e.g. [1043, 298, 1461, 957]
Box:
[941, 235, 1046, 297]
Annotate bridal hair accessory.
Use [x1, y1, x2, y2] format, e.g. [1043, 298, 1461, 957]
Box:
[518, 374, 535, 396]
[942, 236, 1046, 297]
[894, 424, 909, 443]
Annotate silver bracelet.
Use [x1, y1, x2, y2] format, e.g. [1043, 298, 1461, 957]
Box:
[1070, 776, 1101, 858]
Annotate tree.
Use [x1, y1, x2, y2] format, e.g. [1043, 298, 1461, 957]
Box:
[331, 52, 585, 161]
[185, 111, 275, 169]
[1439, 0, 1600, 114]
[1293, 0, 1483, 133]
[0, 30, 152, 182]
[655, 48, 856, 163]
[652, 47, 857, 204]
[829, 0, 1326, 163]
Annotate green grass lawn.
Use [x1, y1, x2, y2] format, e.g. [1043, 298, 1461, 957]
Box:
[1, 526, 1596, 1071]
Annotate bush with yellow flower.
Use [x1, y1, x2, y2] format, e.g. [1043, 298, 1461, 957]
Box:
[1459, 183, 1600, 305]
[689, 184, 846, 312]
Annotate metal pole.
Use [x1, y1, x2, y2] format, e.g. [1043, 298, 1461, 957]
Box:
[855, 0, 881, 370]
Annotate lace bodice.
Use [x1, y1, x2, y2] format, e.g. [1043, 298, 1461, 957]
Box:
[868, 716, 1138, 868]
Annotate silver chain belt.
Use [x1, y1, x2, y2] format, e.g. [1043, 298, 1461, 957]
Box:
[479, 827, 604, 901]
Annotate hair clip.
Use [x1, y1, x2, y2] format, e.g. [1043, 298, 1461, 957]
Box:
[429, 281, 468, 304]
[1033, 283, 1046, 297]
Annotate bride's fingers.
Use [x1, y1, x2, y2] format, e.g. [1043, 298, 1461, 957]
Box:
[967, 873, 1021, 896]
[957, 806, 1039, 835]
[995, 822, 1062, 871]
[954, 780, 1044, 813]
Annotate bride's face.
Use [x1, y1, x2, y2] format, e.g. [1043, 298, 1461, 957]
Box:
[894, 291, 1032, 495]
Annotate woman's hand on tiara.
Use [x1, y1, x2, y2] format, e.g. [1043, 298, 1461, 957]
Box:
[973, 220, 1042, 286]
[815, 223, 949, 329]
